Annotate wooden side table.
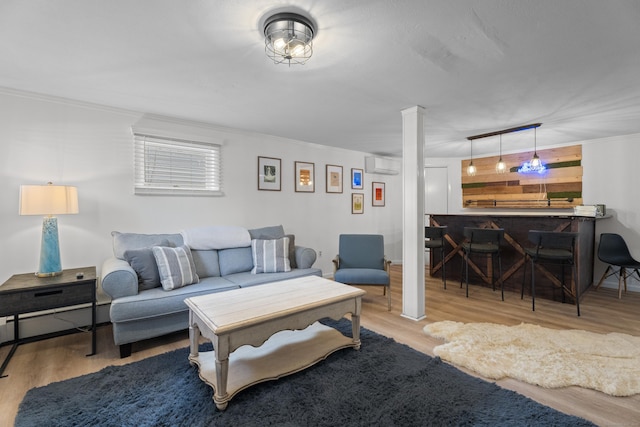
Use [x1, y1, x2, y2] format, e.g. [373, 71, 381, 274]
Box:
[0, 266, 97, 378]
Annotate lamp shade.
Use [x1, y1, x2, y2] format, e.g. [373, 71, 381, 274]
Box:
[19, 184, 79, 216]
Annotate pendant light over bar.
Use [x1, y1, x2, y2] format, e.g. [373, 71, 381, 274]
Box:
[467, 123, 542, 174]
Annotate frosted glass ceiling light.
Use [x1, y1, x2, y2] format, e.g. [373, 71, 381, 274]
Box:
[264, 12, 316, 66]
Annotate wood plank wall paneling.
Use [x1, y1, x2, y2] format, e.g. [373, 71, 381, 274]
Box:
[461, 145, 582, 209]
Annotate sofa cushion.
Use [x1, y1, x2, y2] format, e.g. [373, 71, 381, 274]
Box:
[191, 249, 221, 278]
[225, 268, 322, 288]
[248, 225, 285, 239]
[123, 239, 170, 291]
[218, 247, 253, 276]
[112, 231, 183, 260]
[251, 237, 291, 274]
[181, 226, 250, 250]
[109, 277, 239, 323]
[153, 245, 199, 290]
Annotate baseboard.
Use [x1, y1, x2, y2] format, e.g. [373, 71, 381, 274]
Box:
[597, 277, 640, 293]
[0, 303, 111, 345]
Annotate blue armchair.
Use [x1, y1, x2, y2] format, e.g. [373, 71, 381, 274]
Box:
[333, 234, 392, 310]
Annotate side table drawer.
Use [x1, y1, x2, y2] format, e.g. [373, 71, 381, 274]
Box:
[0, 282, 95, 316]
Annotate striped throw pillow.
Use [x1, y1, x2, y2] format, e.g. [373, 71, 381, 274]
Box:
[152, 245, 199, 290]
[251, 237, 291, 274]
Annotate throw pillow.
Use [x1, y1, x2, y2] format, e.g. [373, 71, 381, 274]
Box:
[152, 245, 199, 290]
[248, 225, 285, 240]
[251, 237, 291, 274]
[286, 234, 297, 269]
[123, 239, 170, 291]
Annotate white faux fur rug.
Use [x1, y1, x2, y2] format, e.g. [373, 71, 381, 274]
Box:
[423, 321, 640, 396]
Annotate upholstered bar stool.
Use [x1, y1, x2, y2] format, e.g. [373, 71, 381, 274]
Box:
[522, 230, 580, 316]
[460, 227, 504, 299]
[425, 226, 447, 289]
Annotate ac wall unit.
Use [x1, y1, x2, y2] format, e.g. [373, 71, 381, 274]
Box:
[365, 156, 400, 175]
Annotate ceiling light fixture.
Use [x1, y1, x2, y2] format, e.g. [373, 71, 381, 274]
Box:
[496, 134, 507, 174]
[264, 12, 316, 66]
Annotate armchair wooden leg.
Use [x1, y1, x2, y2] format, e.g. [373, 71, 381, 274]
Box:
[386, 284, 391, 311]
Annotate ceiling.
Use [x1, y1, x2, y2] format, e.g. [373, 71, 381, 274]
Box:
[2, 0, 640, 158]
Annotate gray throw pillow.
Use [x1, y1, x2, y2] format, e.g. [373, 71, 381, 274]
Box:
[248, 225, 285, 240]
[152, 245, 199, 291]
[123, 239, 170, 291]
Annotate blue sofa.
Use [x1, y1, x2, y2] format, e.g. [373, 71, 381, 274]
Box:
[100, 225, 321, 357]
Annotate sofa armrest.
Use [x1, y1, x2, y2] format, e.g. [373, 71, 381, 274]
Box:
[332, 256, 339, 273]
[295, 246, 317, 269]
[101, 257, 139, 300]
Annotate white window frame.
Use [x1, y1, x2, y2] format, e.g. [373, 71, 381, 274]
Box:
[133, 133, 223, 196]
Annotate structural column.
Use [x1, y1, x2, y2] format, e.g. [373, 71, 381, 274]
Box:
[401, 106, 426, 320]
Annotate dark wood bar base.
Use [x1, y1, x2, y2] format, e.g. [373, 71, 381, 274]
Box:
[429, 214, 600, 304]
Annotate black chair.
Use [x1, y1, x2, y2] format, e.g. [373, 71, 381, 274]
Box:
[594, 233, 640, 299]
[460, 227, 504, 299]
[522, 230, 580, 316]
[425, 226, 447, 289]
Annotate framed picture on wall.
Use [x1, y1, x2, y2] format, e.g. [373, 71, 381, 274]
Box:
[326, 164, 343, 193]
[351, 168, 363, 190]
[295, 161, 315, 192]
[372, 182, 385, 206]
[352, 193, 364, 214]
[257, 156, 281, 191]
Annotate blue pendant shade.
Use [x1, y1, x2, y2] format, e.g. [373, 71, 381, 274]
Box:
[19, 183, 78, 277]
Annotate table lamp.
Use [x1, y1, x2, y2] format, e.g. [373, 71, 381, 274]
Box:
[19, 182, 79, 277]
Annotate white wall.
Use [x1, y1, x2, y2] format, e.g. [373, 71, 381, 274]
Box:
[0, 89, 403, 288]
[425, 134, 640, 291]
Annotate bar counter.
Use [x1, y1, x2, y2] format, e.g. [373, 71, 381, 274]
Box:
[428, 214, 608, 303]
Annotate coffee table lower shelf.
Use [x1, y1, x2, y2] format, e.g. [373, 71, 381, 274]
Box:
[189, 321, 356, 410]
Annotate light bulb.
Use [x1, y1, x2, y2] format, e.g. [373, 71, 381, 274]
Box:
[530, 153, 541, 170]
[467, 162, 476, 176]
[290, 42, 305, 57]
[496, 159, 507, 173]
[273, 38, 286, 51]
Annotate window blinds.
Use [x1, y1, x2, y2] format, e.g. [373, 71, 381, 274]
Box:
[133, 133, 223, 196]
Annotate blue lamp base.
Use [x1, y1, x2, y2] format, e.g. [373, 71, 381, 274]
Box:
[37, 216, 62, 277]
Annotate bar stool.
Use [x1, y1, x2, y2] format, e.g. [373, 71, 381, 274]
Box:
[425, 226, 447, 289]
[460, 227, 504, 299]
[522, 230, 580, 316]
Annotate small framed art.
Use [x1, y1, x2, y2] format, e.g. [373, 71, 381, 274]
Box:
[372, 182, 385, 206]
[352, 193, 364, 214]
[295, 161, 315, 192]
[351, 168, 363, 190]
[326, 164, 343, 193]
[257, 156, 281, 191]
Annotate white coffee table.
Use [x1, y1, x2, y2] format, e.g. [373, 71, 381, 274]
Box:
[185, 275, 365, 410]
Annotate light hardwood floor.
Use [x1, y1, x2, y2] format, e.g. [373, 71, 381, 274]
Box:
[1, 264, 639, 427]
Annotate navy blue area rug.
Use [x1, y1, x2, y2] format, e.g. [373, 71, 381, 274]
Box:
[16, 319, 594, 426]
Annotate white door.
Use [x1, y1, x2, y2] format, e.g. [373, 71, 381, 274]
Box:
[425, 166, 448, 216]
